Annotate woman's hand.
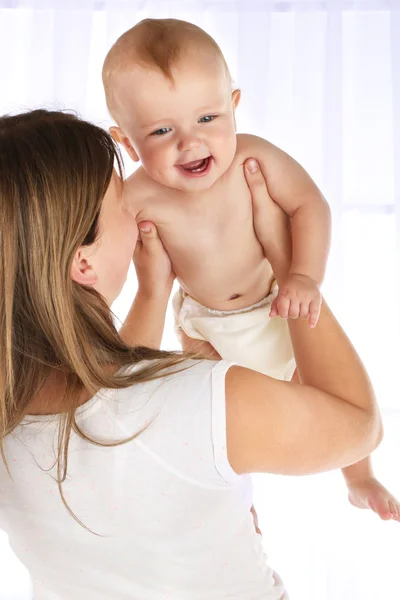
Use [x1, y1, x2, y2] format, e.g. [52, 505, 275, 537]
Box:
[244, 159, 321, 326]
[120, 222, 174, 349]
[243, 158, 291, 283]
[133, 221, 175, 298]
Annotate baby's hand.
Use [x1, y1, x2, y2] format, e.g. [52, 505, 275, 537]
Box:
[270, 273, 321, 328]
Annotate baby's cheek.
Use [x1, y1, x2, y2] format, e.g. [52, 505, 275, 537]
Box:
[142, 148, 174, 187]
[215, 134, 236, 167]
[145, 144, 167, 169]
[213, 122, 236, 147]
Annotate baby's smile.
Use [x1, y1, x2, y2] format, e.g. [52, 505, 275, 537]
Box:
[176, 156, 213, 178]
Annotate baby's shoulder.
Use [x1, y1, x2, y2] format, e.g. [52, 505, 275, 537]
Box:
[235, 133, 284, 168]
[125, 166, 156, 194]
[124, 166, 160, 208]
[236, 133, 271, 154]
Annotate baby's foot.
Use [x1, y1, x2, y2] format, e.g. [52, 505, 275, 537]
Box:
[347, 477, 400, 521]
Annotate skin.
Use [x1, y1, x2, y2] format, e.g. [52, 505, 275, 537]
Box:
[110, 53, 327, 324]
[29, 171, 140, 415]
[29, 160, 387, 532]
[106, 53, 398, 521]
[70, 170, 138, 305]
[111, 57, 274, 312]
[31, 162, 263, 535]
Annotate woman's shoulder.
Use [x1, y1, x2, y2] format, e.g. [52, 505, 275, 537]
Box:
[112, 358, 236, 424]
[114, 358, 240, 486]
[116, 358, 232, 402]
[120, 357, 215, 375]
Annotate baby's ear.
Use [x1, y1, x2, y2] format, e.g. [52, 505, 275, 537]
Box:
[232, 89, 241, 109]
[109, 127, 140, 162]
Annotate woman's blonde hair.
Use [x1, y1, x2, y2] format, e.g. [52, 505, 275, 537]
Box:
[0, 109, 185, 530]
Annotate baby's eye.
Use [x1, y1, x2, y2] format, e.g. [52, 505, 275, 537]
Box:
[151, 127, 171, 136]
[199, 115, 216, 123]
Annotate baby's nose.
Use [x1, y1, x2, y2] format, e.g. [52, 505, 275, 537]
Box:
[177, 134, 202, 152]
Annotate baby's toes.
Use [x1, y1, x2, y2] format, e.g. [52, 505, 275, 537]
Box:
[367, 493, 392, 521]
[374, 496, 394, 521]
[389, 500, 400, 522]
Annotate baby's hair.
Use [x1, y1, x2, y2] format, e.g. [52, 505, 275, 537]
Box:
[102, 18, 231, 118]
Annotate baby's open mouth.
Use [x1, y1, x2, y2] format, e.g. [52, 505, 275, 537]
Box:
[177, 156, 212, 177]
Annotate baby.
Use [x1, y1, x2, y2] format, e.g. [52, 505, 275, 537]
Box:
[102, 18, 399, 521]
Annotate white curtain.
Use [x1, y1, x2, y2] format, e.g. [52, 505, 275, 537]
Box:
[0, 1, 399, 598]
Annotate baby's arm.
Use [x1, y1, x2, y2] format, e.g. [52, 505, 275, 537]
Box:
[243, 135, 331, 327]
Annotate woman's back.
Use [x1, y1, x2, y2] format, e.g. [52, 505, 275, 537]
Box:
[0, 360, 286, 600]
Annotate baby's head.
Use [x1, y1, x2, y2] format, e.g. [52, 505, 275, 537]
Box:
[102, 18, 240, 191]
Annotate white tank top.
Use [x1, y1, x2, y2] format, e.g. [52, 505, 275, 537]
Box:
[0, 359, 287, 599]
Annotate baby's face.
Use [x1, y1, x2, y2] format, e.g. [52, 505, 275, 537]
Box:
[113, 58, 239, 192]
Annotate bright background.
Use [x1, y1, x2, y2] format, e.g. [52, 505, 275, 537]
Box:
[0, 0, 399, 598]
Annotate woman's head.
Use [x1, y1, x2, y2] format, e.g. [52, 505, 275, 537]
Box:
[0, 110, 166, 434]
[0, 109, 137, 305]
[0, 109, 184, 530]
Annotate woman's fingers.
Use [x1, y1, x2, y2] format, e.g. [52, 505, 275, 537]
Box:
[244, 158, 291, 273]
[139, 221, 153, 234]
[134, 221, 175, 295]
[244, 158, 273, 253]
[244, 159, 271, 216]
[136, 221, 157, 252]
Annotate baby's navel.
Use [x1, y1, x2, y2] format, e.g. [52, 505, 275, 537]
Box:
[228, 294, 241, 301]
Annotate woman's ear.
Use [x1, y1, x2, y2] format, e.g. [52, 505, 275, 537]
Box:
[70, 249, 99, 286]
[109, 126, 140, 162]
[232, 89, 241, 109]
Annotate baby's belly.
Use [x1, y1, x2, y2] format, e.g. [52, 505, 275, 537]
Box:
[176, 258, 275, 311]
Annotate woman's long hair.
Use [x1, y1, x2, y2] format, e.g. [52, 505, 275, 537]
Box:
[0, 109, 186, 530]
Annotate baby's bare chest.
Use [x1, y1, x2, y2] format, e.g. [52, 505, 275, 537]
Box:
[129, 166, 271, 307]
[135, 167, 254, 253]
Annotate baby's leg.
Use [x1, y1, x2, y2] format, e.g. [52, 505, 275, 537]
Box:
[290, 368, 399, 520]
[291, 368, 300, 383]
[177, 327, 221, 360]
[343, 457, 400, 521]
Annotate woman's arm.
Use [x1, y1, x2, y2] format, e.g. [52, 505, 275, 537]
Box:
[119, 222, 174, 349]
[225, 160, 383, 477]
[119, 288, 171, 349]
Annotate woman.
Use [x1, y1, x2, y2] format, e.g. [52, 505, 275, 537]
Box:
[0, 110, 381, 600]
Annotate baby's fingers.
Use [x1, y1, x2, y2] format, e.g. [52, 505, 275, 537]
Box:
[308, 298, 321, 329]
[269, 297, 278, 318]
[288, 300, 300, 320]
[299, 302, 310, 320]
[276, 295, 290, 320]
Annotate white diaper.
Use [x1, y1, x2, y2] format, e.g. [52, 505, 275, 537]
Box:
[172, 283, 296, 381]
